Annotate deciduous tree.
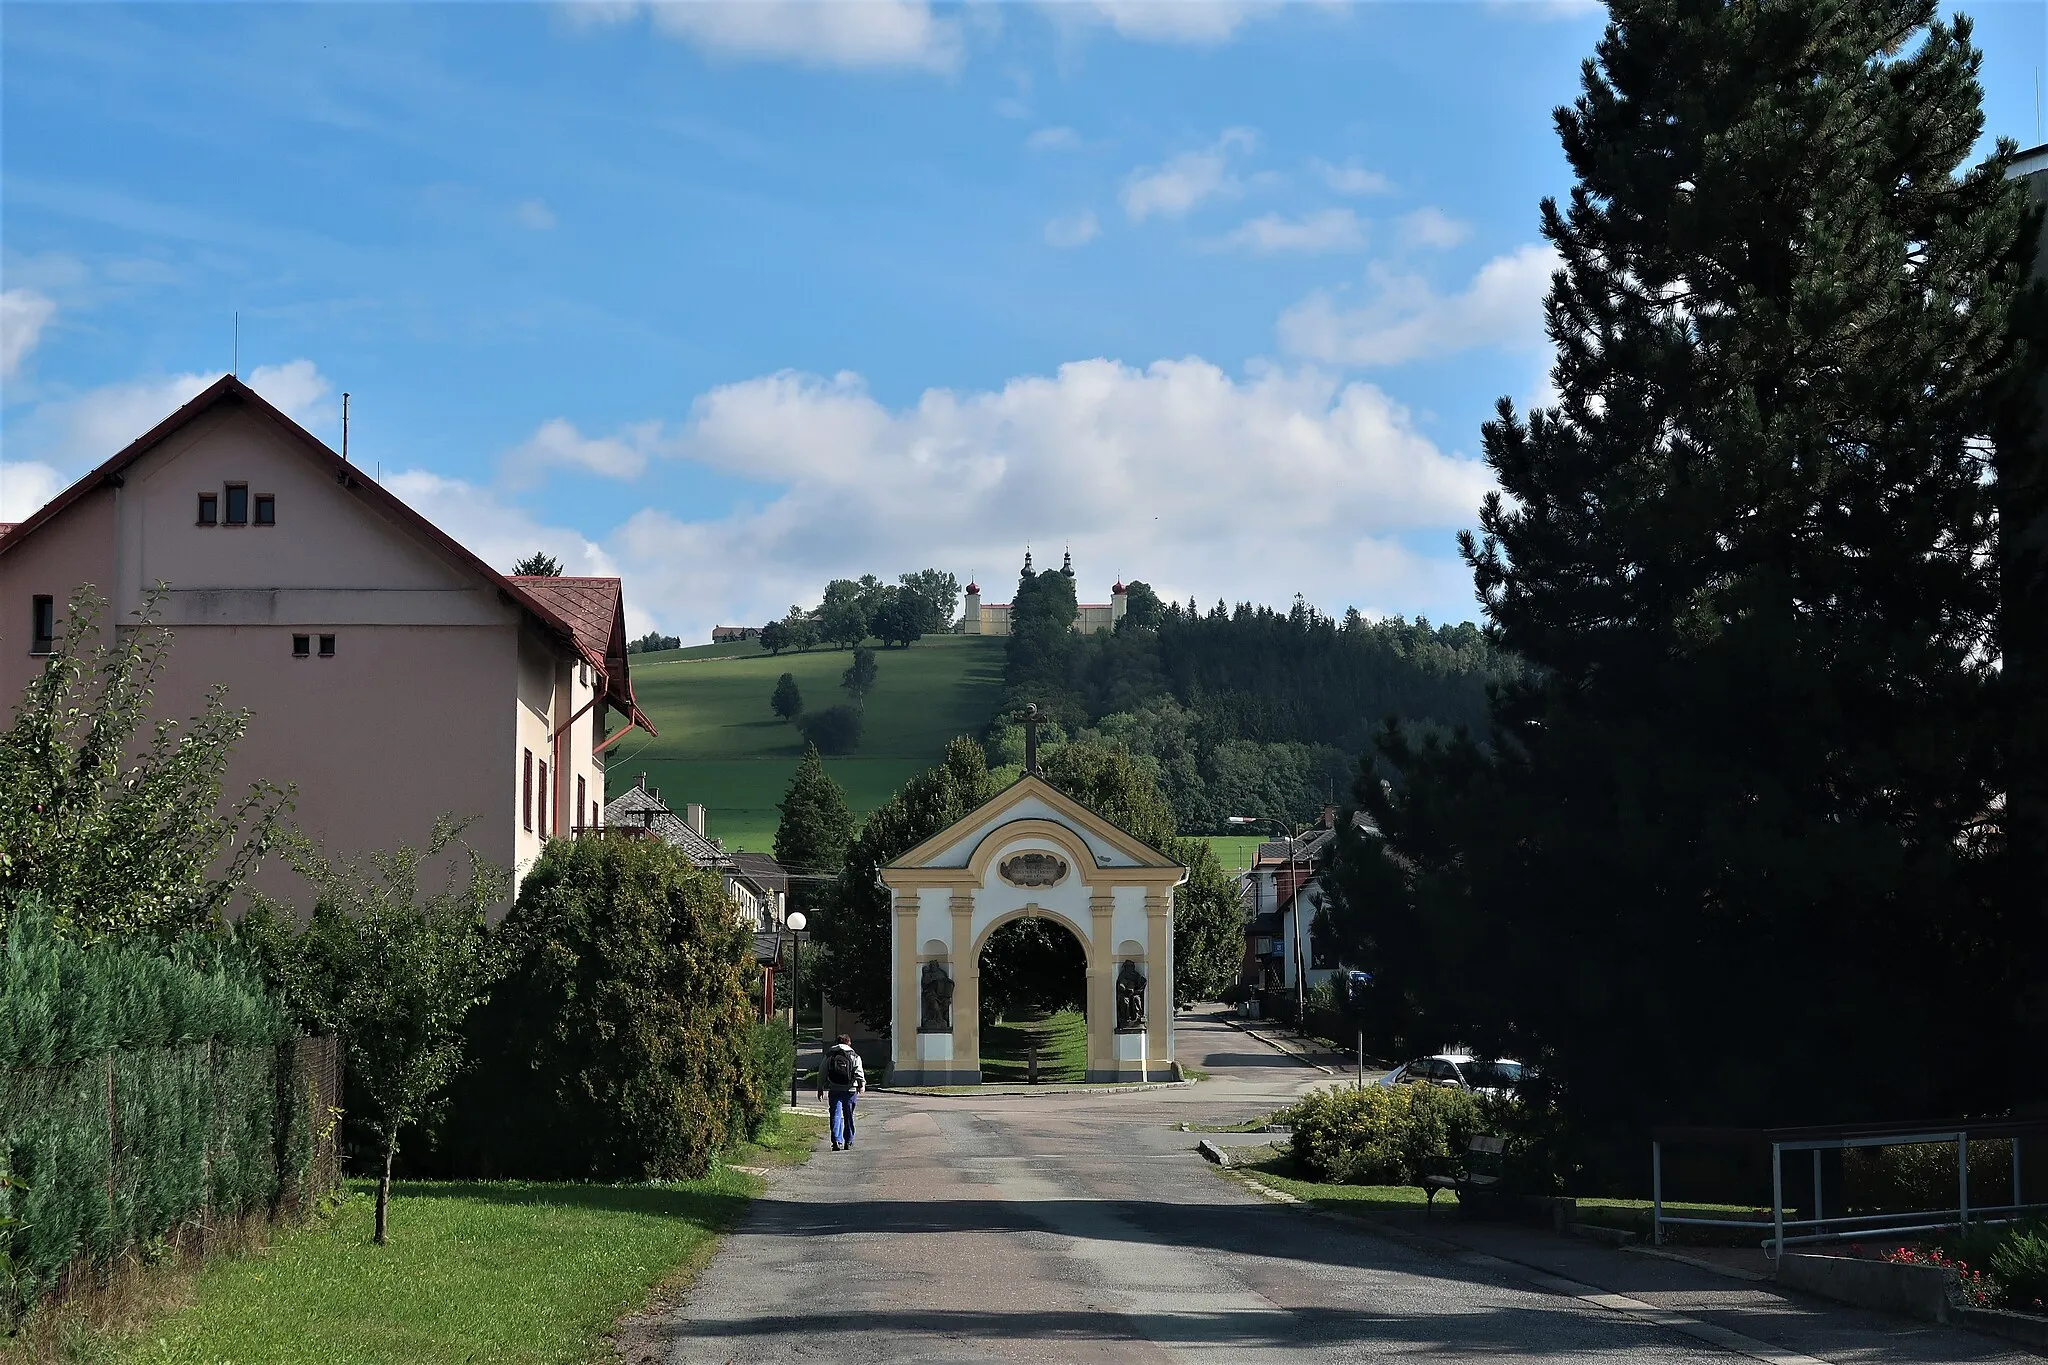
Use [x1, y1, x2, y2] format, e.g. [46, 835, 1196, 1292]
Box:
[841, 646, 878, 703]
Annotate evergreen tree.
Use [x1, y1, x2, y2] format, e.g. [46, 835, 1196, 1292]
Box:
[1328, 0, 2045, 1153]
[511, 552, 562, 577]
[841, 646, 879, 704]
[774, 745, 854, 918]
[771, 672, 803, 722]
[816, 738, 994, 1030]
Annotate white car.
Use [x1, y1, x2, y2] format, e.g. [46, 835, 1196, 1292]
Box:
[1377, 1053, 1526, 1098]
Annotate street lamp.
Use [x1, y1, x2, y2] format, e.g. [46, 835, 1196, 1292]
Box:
[1229, 815, 1311, 1034]
[785, 910, 808, 1109]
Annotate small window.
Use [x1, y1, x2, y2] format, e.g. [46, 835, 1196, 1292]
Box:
[254, 494, 275, 526]
[577, 776, 587, 832]
[292, 634, 310, 658]
[197, 493, 218, 525]
[31, 595, 55, 655]
[224, 484, 248, 525]
[318, 634, 335, 657]
[522, 749, 534, 832]
[539, 760, 550, 838]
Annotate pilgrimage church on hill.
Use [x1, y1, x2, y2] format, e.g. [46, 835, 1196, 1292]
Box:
[958, 550, 1129, 636]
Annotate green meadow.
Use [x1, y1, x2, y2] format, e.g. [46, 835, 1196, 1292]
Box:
[612, 635, 1007, 852]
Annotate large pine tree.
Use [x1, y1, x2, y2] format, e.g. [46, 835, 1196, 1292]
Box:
[1329, 0, 2044, 1154]
[773, 744, 854, 919]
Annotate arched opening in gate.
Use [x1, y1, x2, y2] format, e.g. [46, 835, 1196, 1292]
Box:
[977, 911, 1088, 1083]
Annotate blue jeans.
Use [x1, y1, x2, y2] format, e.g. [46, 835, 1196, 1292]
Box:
[829, 1091, 857, 1147]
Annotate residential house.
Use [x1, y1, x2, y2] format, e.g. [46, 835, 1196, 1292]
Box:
[1238, 813, 1373, 1009]
[710, 625, 761, 643]
[0, 375, 654, 916]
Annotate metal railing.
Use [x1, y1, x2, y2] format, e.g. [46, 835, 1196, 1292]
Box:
[1651, 1117, 2048, 1258]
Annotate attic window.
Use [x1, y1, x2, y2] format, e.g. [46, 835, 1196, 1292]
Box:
[318, 634, 336, 657]
[197, 493, 218, 525]
[254, 494, 275, 526]
[225, 484, 249, 525]
[292, 634, 310, 658]
[32, 595, 55, 655]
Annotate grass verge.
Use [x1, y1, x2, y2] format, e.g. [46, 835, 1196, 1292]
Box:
[980, 1009, 1089, 1084]
[46, 1115, 828, 1365]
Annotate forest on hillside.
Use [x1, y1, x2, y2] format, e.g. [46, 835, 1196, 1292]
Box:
[994, 567, 1521, 832]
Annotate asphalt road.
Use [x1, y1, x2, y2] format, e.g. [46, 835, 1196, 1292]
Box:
[635, 1011, 2039, 1364]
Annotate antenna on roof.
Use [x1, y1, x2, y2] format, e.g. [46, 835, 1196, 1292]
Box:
[342, 393, 350, 464]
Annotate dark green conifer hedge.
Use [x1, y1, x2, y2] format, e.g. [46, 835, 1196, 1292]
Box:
[1, 903, 339, 1319]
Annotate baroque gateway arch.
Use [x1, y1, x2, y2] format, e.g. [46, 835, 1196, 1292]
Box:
[880, 772, 1188, 1085]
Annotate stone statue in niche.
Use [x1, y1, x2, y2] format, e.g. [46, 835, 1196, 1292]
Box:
[1115, 959, 1147, 1033]
[918, 960, 954, 1033]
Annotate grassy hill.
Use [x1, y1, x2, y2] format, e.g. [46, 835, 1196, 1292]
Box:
[608, 634, 1006, 853]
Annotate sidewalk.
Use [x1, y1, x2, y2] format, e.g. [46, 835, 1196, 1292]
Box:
[1215, 1012, 1366, 1076]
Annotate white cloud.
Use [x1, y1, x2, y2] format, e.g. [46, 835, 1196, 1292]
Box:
[1278, 244, 1557, 366]
[514, 199, 558, 230]
[503, 417, 663, 487]
[1043, 210, 1101, 249]
[604, 356, 1492, 640]
[1, 289, 57, 382]
[1048, 1, 1280, 46]
[1311, 158, 1393, 196]
[1397, 206, 1471, 250]
[1121, 128, 1256, 221]
[572, 0, 965, 72]
[384, 468, 624, 584]
[8, 359, 337, 482]
[0, 459, 65, 521]
[1026, 125, 1081, 152]
[1218, 208, 1367, 255]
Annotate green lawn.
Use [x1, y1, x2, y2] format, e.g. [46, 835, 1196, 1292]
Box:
[111, 1116, 824, 1365]
[980, 1009, 1089, 1084]
[614, 635, 1006, 850]
[1202, 835, 1265, 872]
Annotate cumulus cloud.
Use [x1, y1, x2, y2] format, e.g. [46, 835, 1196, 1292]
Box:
[1397, 206, 1471, 250]
[1311, 158, 1393, 196]
[1122, 128, 1256, 221]
[1218, 208, 1367, 255]
[384, 467, 624, 585]
[1278, 244, 1557, 366]
[514, 199, 557, 230]
[0, 460, 66, 521]
[1055, 1, 1280, 45]
[2, 289, 57, 382]
[503, 417, 664, 487]
[571, 0, 965, 72]
[599, 357, 1491, 640]
[1043, 210, 1101, 249]
[4, 360, 337, 508]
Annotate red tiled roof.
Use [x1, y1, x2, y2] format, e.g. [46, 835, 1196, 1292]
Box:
[509, 576, 654, 735]
[0, 374, 656, 739]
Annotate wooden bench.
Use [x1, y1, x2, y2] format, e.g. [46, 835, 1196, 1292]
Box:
[1424, 1134, 1505, 1211]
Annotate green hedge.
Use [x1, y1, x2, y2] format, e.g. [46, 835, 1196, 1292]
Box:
[1, 908, 339, 1319]
[749, 1022, 796, 1133]
[1283, 1083, 1488, 1185]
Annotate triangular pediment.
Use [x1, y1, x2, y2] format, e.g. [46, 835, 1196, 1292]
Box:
[885, 772, 1181, 875]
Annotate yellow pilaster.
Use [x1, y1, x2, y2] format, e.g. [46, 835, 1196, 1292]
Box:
[1088, 887, 1116, 1077]
[1145, 885, 1173, 1080]
[952, 895, 979, 1080]
[894, 894, 920, 1076]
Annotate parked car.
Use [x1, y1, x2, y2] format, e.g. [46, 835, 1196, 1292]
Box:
[1377, 1053, 1526, 1098]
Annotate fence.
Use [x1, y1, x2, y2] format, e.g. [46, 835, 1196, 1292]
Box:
[2, 1033, 341, 1319]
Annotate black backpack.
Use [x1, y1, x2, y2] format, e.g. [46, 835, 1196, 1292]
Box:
[825, 1048, 857, 1088]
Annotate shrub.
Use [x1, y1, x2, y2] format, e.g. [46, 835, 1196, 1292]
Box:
[1991, 1223, 2048, 1313]
[1282, 1083, 1485, 1185]
[749, 1021, 796, 1134]
[797, 704, 864, 756]
[446, 835, 762, 1180]
[1845, 1139, 2014, 1212]
[2, 900, 335, 1319]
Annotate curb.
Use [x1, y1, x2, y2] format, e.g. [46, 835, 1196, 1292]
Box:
[1197, 1139, 1233, 1168]
[1215, 1015, 1336, 1074]
[1623, 1245, 1770, 1283]
[873, 1079, 1197, 1098]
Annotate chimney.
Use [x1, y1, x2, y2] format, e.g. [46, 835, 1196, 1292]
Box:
[686, 803, 707, 838]
[636, 772, 648, 791]
[1322, 805, 1337, 829]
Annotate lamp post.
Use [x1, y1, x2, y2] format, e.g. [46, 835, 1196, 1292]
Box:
[785, 910, 808, 1109]
[1229, 815, 1310, 1034]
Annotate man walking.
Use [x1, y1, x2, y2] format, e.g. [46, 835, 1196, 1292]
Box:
[818, 1033, 865, 1151]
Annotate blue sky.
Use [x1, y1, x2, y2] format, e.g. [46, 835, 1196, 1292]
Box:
[4, 1, 2045, 639]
